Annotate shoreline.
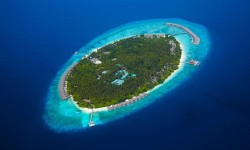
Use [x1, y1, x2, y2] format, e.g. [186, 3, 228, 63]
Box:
[69, 37, 186, 114]
[146, 41, 186, 94]
[45, 19, 209, 131]
[70, 98, 108, 113]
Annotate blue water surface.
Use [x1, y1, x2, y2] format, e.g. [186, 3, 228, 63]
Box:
[0, 0, 249, 150]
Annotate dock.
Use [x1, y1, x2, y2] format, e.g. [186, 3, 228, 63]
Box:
[89, 104, 95, 127]
[58, 62, 78, 100]
[107, 93, 147, 111]
[166, 23, 200, 45]
[186, 59, 200, 66]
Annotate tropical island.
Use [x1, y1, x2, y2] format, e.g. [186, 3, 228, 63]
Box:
[64, 34, 182, 108]
[45, 20, 206, 129]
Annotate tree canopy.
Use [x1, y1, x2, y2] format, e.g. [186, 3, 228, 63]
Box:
[66, 35, 181, 108]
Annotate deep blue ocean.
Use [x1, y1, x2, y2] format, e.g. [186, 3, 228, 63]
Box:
[0, 0, 249, 150]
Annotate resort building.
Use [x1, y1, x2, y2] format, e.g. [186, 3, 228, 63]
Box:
[89, 57, 102, 64]
[144, 34, 154, 38]
[156, 34, 166, 38]
[169, 40, 176, 53]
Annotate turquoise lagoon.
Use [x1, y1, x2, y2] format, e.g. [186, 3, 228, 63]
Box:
[43, 19, 211, 132]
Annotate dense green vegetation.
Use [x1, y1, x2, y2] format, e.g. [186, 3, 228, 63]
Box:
[67, 35, 181, 108]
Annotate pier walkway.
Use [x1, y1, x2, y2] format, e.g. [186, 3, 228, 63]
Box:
[58, 62, 78, 100]
[171, 32, 186, 37]
[89, 104, 95, 127]
[166, 23, 200, 45]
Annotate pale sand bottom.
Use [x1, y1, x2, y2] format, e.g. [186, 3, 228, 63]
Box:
[70, 41, 186, 114]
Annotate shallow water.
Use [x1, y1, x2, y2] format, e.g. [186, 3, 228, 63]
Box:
[43, 18, 211, 132]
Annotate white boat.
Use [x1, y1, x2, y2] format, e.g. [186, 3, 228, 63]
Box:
[89, 121, 95, 127]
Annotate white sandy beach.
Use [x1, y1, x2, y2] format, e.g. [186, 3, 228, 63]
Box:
[69, 96, 108, 113]
[146, 41, 186, 94]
